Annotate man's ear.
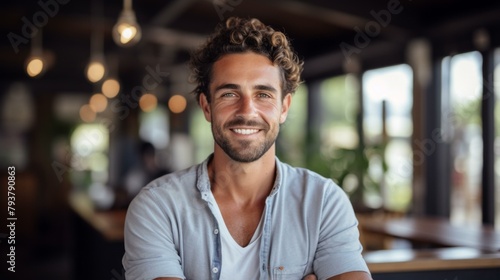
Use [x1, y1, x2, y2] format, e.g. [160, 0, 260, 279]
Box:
[279, 93, 292, 124]
[199, 93, 212, 122]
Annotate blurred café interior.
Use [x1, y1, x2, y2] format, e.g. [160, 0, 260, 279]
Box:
[1, 0, 500, 279]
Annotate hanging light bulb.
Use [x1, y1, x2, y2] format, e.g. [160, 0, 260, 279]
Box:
[112, 0, 141, 47]
[101, 54, 120, 98]
[26, 57, 44, 77]
[86, 0, 107, 83]
[25, 29, 45, 78]
[86, 54, 106, 83]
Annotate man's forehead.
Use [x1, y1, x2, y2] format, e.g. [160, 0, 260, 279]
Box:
[210, 53, 282, 86]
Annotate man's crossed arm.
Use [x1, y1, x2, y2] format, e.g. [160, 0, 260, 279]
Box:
[154, 271, 372, 280]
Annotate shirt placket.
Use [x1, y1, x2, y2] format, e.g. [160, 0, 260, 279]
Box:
[259, 195, 275, 280]
[211, 215, 221, 280]
[203, 190, 222, 280]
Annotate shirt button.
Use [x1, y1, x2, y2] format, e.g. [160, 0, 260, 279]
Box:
[214, 229, 219, 234]
[212, 267, 219, 273]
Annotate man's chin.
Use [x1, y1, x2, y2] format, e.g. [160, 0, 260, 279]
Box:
[215, 136, 276, 163]
[222, 144, 269, 163]
[226, 151, 263, 163]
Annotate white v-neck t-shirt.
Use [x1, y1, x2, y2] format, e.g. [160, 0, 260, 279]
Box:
[208, 191, 263, 280]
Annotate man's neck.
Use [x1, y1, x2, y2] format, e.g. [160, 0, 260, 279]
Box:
[208, 148, 276, 207]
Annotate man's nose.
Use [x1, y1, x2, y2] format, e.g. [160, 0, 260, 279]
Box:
[236, 96, 258, 117]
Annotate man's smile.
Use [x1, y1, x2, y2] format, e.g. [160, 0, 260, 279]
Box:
[231, 128, 261, 135]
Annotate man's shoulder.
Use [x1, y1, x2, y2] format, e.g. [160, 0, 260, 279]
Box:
[147, 163, 200, 187]
[128, 162, 207, 217]
[135, 163, 202, 201]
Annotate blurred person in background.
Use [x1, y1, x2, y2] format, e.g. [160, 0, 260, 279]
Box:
[124, 141, 171, 199]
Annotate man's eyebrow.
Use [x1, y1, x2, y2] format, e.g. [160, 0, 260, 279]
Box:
[214, 83, 240, 92]
[213, 83, 278, 93]
[254, 84, 278, 93]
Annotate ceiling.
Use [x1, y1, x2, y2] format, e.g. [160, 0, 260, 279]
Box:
[1, 0, 500, 96]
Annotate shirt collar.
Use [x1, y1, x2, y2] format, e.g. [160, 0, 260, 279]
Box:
[196, 154, 284, 200]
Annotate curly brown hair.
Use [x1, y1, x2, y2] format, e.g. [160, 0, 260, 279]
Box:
[189, 17, 303, 103]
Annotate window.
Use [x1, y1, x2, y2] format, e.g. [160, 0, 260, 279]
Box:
[70, 124, 109, 178]
[320, 75, 359, 152]
[70, 123, 110, 208]
[362, 65, 413, 211]
[442, 51, 483, 227]
[314, 75, 366, 205]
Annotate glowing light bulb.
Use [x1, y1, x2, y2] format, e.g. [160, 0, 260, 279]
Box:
[112, 7, 141, 47]
[26, 57, 44, 77]
[118, 24, 137, 44]
[86, 60, 106, 83]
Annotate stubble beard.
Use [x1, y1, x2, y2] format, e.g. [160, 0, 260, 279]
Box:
[212, 118, 277, 163]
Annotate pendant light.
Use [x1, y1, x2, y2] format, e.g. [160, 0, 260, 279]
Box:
[101, 54, 120, 98]
[86, 0, 107, 83]
[112, 0, 141, 47]
[25, 29, 45, 78]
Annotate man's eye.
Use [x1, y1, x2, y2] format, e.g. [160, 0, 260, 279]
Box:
[221, 92, 236, 97]
[257, 93, 271, 98]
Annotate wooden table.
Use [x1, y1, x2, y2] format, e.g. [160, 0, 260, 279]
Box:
[359, 215, 500, 252]
[69, 192, 127, 241]
[364, 247, 500, 273]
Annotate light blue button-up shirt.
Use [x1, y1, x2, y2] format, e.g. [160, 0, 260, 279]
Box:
[123, 155, 369, 280]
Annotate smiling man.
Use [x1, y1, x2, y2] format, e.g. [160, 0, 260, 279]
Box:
[123, 17, 371, 280]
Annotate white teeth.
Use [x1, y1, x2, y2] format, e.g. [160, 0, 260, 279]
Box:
[233, 128, 259, 135]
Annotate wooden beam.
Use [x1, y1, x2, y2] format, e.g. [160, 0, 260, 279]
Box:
[150, 0, 198, 26]
[270, 0, 412, 41]
[143, 27, 206, 49]
[427, 6, 500, 38]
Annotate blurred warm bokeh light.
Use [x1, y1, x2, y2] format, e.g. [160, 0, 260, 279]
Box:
[102, 78, 120, 98]
[139, 93, 158, 112]
[89, 93, 108, 113]
[168, 94, 187, 114]
[26, 57, 44, 77]
[79, 104, 96, 122]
